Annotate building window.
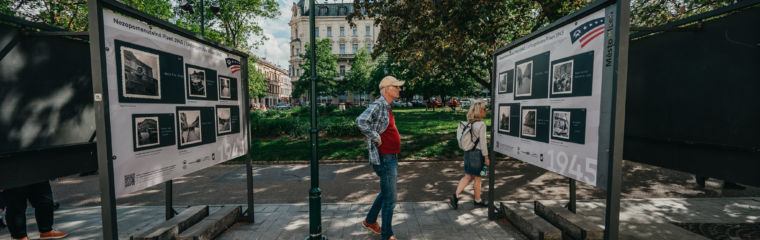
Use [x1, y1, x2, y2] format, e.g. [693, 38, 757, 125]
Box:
[296, 48, 300, 56]
[327, 27, 332, 37]
[315, 27, 319, 37]
[352, 44, 358, 53]
[366, 43, 372, 52]
[340, 27, 344, 37]
[340, 65, 345, 76]
[295, 29, 298, 37]
[352, 27, 357, 36]
[320, 7, 328, 15]
[339, 44, 345, 54]
[365, 26, 370, 36]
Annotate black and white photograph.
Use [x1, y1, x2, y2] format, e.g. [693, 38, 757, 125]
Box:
[521, 109, 537, 137]
[219, 76, 232, 99]
[499, 105, 511, 132]
[516, 61, 533, 97]
[179, 110, 202, 146]
[552, 60, 573, 94]
[188, 67, 207, 98]
[498, 71, 509, 93]
[552, 111, 571, 139]
[121, 47, 161, 99]
[217, 108, 231, 134]
[135, 116, 160, 148]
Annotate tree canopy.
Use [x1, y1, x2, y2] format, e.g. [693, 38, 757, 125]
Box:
[348, 0, 739, 95]
[3, 0, 278, 51]
[342, 48, 374, 96]
[292, 39, 339, 99]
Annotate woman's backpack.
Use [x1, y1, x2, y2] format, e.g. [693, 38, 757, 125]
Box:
[456, 121, 479, 151]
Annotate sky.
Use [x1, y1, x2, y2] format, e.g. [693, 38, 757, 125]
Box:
[250, 0, 293, 72]
[250, 0, 354, 72]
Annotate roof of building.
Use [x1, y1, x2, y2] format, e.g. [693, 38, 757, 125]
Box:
[296, 0, 359, 17]
[255, 57, 288, 75]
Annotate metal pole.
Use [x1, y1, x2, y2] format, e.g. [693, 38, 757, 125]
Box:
[243, 57, 255, 222]
[569, 178, 576, 213]
[88, 0, 118, 238]
[488, 59, 496, 220]
[166, 181, 174, 220]
[306, 0, 325, 239]
[604, 0, 630, 239]
[200, 0, 205, 37]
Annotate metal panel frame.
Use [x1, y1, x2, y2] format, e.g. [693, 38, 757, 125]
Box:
[490, 0, 629, 238]
[88, 0, 253, 238]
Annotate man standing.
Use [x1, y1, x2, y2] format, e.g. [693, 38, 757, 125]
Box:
[356, 76, 404, 240]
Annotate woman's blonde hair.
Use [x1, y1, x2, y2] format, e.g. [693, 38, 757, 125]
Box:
[467, 100, 487, 123]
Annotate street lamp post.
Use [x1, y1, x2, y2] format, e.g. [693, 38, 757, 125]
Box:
[306, 0, 326, 239]
[180, 0, 220, 37]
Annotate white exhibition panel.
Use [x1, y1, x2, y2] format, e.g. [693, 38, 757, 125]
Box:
[494, 9, 609, 188]
[102, 9, 247, 197]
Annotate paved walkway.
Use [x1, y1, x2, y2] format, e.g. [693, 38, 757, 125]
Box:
[1, 197, 758, 240]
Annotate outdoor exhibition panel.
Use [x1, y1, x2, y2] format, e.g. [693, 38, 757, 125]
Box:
[96, 3, 248, 197]
[492, 0, 625, 190]
[624, 1, 760, 187]
[0, 15, 97, 189]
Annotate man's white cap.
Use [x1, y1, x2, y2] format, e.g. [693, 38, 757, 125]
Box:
[378, 76, 405, 89]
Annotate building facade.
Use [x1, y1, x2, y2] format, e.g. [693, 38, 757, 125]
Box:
[253, 58, 291, 108]
[289, 0, 379, 104]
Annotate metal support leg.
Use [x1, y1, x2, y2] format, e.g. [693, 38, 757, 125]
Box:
[166, 180, 174, 220]
[568, 178, 576, 213]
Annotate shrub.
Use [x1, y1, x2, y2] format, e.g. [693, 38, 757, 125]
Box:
[252, 118, 306, 138]
[323, 120, 362, 137]
[293, 105, 339, 117]
[333, 107, 365, 117]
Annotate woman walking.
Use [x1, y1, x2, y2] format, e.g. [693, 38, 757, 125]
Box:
[449, 100, 490, 209]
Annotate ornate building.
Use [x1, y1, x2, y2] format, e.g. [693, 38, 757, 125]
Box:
[289, 0, 379, 104]
[253, 58, 291, 108]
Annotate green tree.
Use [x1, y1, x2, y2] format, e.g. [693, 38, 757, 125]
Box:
[348, 0, 593, 93]
[630, 0, 734, 28]
[292, 39, 339, 99]
[3, 0, 175, 31]
[216, 0, 278, 49]
[342, 48, 374, 98]
[248, 57, 268, 102]
[175, 0, 279, 49]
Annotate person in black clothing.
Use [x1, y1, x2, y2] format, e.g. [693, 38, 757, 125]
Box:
[3, 181, 67, 239]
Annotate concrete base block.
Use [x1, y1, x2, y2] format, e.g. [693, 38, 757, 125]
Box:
[500, 202, 562, 240]
[178, 205, 242, 240]
[131, 205, 209, 240]
[534, 201, 603, 240]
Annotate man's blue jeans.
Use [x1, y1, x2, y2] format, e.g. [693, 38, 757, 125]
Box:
[365, 154, 398, 240]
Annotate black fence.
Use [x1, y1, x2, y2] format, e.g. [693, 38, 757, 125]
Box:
[624, 4, 760, 187]
[0, 16, 97, 189]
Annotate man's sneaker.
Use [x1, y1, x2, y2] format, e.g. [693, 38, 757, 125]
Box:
[473, 200, 488, 208]
[389, 235, 399, 240]
[39, 230, 68, 239]
[15, 237, 29, 240]
[362, 220, 381, 234]
[448, 194, 458, 210]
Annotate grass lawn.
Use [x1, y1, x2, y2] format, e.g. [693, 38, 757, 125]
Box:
[248, 107, 491, 161]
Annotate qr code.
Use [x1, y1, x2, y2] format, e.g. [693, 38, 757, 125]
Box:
[124, 173, 135, 187]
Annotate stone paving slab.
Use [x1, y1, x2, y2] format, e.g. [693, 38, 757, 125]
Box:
[1, 198, 758, 240]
